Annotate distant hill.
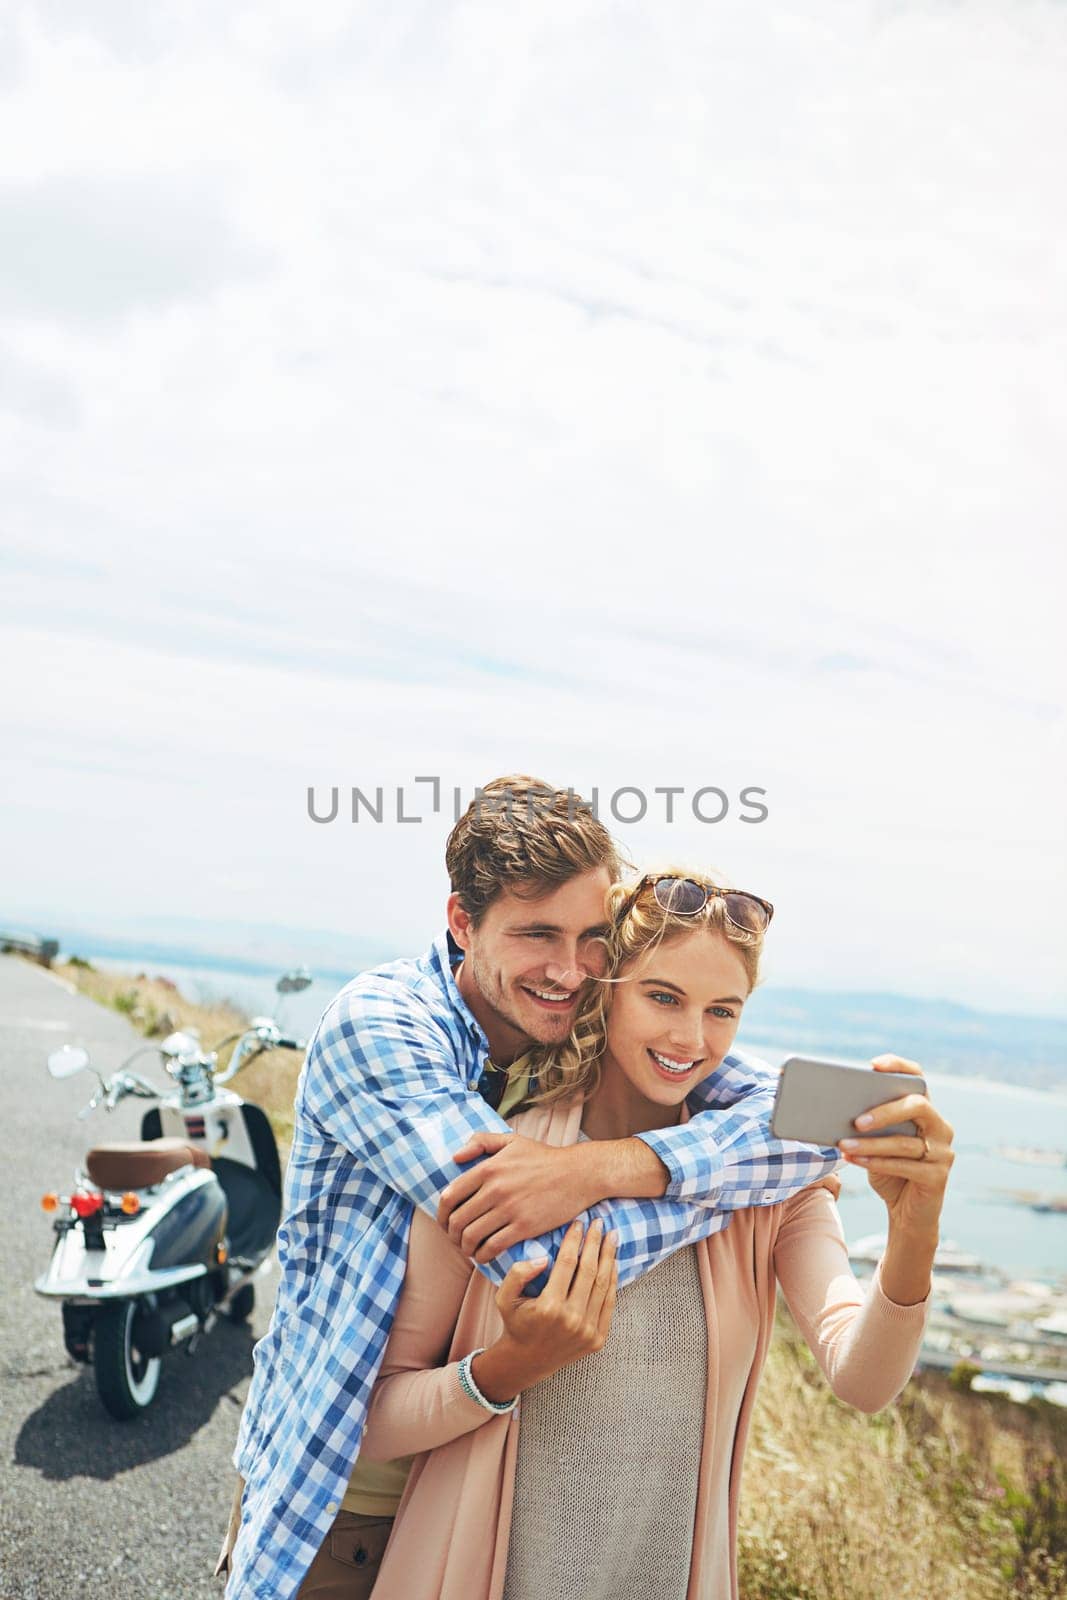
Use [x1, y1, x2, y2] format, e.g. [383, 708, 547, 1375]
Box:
[740, 987, 1067, 1091]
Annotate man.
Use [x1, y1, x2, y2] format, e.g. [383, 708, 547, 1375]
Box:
[223, 776, 839, 1598]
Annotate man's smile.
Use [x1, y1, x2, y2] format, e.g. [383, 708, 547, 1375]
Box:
[521, 984, 580, 1011]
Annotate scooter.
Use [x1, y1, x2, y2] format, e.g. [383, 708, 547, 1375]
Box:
[35, 971, 311, 1419]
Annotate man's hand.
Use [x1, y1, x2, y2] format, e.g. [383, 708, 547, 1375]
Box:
[214, 1472, 244, 1579]
[438, 1130, 669, 1262]
[438, 1133, 601, 1262]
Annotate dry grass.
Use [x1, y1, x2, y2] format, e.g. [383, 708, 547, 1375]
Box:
[54, 956, 1067, 1597]
[739, 1308, 1067, 1599]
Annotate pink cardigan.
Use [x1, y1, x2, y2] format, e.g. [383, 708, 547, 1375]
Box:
[358, 1096, 930, 1600]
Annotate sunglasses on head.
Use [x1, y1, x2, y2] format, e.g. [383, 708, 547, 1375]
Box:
[615, 875, 774, 935]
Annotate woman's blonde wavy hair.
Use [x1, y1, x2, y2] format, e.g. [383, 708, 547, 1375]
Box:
[523, 866, 766, 1107]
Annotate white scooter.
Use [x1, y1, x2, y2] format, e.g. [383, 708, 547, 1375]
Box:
[35, 971, 310, 1419]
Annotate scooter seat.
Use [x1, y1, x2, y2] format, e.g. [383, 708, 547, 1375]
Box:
[86, 1138, 211, 1191]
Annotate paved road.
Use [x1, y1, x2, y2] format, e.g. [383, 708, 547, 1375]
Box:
[0, 956, 279, 1600]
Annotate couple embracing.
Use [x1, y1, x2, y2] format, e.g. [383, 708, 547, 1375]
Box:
[221, 775, 953, 1599]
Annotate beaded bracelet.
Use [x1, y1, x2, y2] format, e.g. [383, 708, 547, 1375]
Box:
[457, 1348, 518, 1414]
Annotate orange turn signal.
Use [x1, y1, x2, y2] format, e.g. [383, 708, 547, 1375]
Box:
[41, 1192, 59, 1213]
[216, 1243, 228, 1264]
[120, 1192, 141, 1216]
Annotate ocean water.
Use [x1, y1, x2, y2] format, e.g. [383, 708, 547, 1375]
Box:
[93, 957, 1067, 1283]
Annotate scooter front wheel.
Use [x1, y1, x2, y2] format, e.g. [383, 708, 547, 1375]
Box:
[94, 1300, 162, 1419]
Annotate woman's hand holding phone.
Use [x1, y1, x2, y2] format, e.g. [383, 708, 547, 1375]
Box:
[471, 1220, 618, 1404]
[838, 1054, 955, 1238]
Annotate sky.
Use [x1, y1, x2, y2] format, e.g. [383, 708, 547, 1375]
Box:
[1, 1, 1065, 1017]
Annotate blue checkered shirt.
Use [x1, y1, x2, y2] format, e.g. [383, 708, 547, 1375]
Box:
[227, 931, 839, 1599]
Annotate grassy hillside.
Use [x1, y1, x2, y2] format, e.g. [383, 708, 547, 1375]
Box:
[740, 1309, 1066, 1598]
[56, 958, 1067, 1597]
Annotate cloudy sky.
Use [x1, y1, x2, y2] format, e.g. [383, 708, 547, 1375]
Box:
[1, 1, 1064, 1016]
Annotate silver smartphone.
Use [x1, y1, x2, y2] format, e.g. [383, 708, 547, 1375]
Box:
[770, 1055, 926, 1147]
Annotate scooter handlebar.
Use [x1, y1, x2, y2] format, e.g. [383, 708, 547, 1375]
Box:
[100, 1070, 162, 1111]
[211, 1027, 307, 1086]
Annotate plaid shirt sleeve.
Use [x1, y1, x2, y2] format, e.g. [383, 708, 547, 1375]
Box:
[637, 1044, 842, 1206]
[299, 987, 840, 1292]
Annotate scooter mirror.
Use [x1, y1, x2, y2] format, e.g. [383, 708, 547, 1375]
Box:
[47, 1044, 91, 1080]
[276, 968, 312, 994]
[159, 1030, 201, 1057]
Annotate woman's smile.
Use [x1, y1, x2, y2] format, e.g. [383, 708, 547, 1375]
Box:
[646, 1048, 705, 1081]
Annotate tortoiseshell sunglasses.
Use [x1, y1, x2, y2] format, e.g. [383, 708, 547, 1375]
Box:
[614, 875, 774, 935]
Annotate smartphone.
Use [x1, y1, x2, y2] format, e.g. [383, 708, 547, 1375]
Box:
[770, 1055, 926, 1147]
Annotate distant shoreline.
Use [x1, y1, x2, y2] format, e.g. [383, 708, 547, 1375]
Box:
[921, 1068, 1067, 1106]
[48, 936, 1067, 1101]
[742, 1049, 1067, 1105]
[58, 939, 358, 988]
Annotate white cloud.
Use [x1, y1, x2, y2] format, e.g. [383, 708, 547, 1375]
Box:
[0, 172, 272, 322]
[1, 1, 1064, 1014]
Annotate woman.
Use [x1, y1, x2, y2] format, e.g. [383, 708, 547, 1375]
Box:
[352, 871, 954, 1599]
